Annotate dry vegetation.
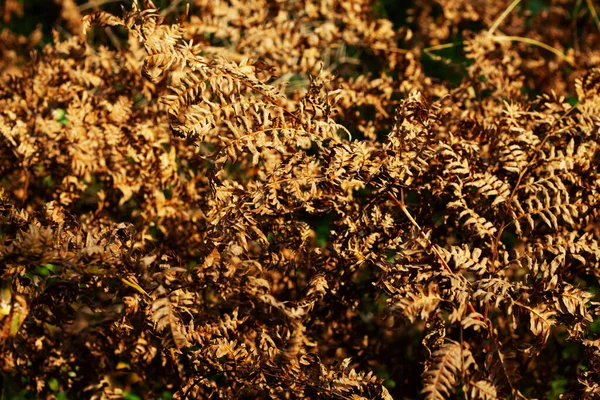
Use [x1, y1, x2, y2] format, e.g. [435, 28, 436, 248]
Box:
[1, 0, 600, 398]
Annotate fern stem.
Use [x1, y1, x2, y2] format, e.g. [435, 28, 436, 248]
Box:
[586, 0, 600, 33]
[387, 191, 479, 317]
[488, 0, 522, 35]
[492, 36, 575, 66]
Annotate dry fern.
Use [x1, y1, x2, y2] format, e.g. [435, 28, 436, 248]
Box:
[0, 0, 599, 398]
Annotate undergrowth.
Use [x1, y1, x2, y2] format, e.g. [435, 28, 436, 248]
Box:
[1, 0, 600, 399]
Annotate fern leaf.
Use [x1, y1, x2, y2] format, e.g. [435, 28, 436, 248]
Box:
[422, 341, 475, 400]
[468, 379, 498, 400]
[150, 286, 188, 349]
[390, 284, 442, 323]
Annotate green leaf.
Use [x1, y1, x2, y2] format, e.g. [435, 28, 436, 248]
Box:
[47, 378, 59, 392]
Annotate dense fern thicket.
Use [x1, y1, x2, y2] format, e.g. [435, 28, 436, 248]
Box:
[1, 0, 600, 398]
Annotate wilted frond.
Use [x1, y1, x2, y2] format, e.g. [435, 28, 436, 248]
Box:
[421, 341, 476, 400]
